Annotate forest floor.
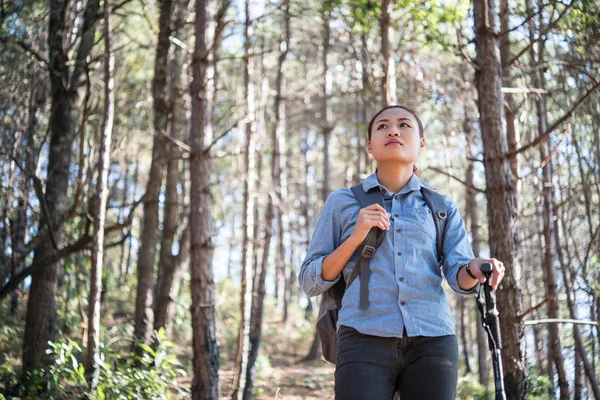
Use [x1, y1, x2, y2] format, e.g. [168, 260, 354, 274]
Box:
[177, 317, 336, 399]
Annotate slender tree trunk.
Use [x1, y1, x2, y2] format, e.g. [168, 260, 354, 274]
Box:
[133, 0, 174, 349]
[118, 154, 130, 281]
[87, 0, 114, 387]
[124, 155, 139, 281]
[189, 0, 219, 397]
[380, 0, 396, 106]
[10, 71, 43, 314]
[275, 0, 291, 323]
[472, 0, 527, 397]
[154, 0, 189, 338]
[464, 99, 489, 387]
[231, 0, 258, 397]
[321, 7, 332, 200]
[532, 17, 569, 397]
[574, 338, 583, 400]
[23, 0, 101, 370]
[242, 53, 269, 399]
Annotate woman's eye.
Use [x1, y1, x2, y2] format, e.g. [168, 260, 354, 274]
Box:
[400, 122, 410, 128]
[377, 124, 387, 130]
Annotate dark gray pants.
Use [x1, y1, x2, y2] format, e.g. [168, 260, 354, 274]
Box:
[334, 325, 459, 400]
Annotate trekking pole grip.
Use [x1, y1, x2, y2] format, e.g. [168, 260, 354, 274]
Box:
[481, 262, 502, 349]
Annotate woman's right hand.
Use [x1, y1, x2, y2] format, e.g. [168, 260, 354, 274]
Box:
[350, 203, 390, 245]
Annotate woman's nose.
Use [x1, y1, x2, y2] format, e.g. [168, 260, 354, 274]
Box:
[387, 130, 399, 136]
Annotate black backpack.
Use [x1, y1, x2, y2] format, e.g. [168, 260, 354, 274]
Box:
[315, 183, 449, 364]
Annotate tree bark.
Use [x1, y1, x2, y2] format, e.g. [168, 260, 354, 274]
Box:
[231, 0, 258, 397]
[472, 0, 527, 397]
[530, 4, 569, 394]
[242, 47, 269, 399]
[87, 0, 114, 388]
[463, 94, 489, 387]
[189, 0, 219, 397]
[274, 0, 291, 323]
[133, 0, 174, 349]
[154, 0, 190, 339]
[380, 0, 396, 106]
[23, 0, 101, 370]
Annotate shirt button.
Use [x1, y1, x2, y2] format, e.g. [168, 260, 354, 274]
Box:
[396, 228, 401, 233]
[399, 277, 404, 282]
[394, 213, 399, 217]
[397, 252, 402, 256]
[400, 301, 406, 306]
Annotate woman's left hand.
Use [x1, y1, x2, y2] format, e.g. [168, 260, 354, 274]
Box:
[467, 258, 505, 290]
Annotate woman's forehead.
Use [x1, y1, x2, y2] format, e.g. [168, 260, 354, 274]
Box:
[375, 107, 416, 123]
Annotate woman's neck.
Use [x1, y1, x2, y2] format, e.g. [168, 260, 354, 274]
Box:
[376, 163, 414, 194]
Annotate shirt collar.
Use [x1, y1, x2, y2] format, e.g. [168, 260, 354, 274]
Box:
[361, 172, 436, 195]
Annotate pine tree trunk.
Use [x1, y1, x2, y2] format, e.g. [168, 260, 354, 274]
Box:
[23, 0, 101, 370]
[321, 7, 332, 200]
[472, 0, 527, 397]
[134, 0, 174, 349]
[242, 62, 268, 398]
[87, 0, 114, 387]
[534, 38, 570, 400]
[231, 0, 258, 396]
[380, 0, 396, 106]
[273, 0, 291, 320]
[154, 0, 189, 338]
[189, 0, 219, 397]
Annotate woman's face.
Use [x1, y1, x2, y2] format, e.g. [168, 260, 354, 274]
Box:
[367, 107, 424, 167]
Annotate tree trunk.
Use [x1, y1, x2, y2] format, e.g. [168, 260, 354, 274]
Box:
[23, 0, 101, 370]
[242, 53, 269, 399]
[87, 0, 114, 387]
[275, 0, 291, 323]
[463, 97, 489, 387]
[231, 0, 258, 396]
[133, 0, 174, 349]
[531, 12, 569, 395]
[189, 0, 219, 397]
[380, 0, 396, 106]
[472, 0, 527, 397]
[154, 0, 189, 339]
[321, 7, 332, 200]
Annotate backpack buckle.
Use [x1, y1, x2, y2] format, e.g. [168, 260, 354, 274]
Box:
[361, 245, 376, 259]
[437, 211, 447, 220]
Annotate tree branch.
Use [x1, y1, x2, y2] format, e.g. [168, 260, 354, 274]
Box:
[507, 0, 575, 67]
[426, 166, 486, 194]
[506, 80, 600, 159]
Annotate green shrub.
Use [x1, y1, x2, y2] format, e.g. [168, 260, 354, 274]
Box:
[0, 329, 188, 399]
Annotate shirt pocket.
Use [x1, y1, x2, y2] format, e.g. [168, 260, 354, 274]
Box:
[415, 207, 436, 241]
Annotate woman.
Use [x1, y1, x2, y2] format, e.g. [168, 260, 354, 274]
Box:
[298, 105, 505, 399]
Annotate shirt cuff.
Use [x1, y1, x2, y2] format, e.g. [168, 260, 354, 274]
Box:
[453, 264, 480, 295]
[313, 256, 341, 291]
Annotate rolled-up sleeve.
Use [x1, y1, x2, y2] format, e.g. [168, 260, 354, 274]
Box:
[441, 198, 479, 296]
[298, 191, 342, 297]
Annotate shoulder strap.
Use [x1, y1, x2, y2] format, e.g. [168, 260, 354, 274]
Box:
[348, 184, 386, 310]
[420, 187, 448, 266]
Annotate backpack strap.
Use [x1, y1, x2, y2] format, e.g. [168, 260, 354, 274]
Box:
[349, 184, 386, 310]
[420, 187, 448, 266]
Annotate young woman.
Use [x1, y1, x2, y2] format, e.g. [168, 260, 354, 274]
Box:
[299, 105, 505, 399]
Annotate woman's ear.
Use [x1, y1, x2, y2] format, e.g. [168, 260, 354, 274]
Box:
[420, 138, 425, 148]
[367, 140, 372, 154]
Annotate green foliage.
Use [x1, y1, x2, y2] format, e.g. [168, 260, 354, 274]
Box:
[456, 374, 492, 400]
[527, 367, 554, 400]
[0, 329, 188, 399]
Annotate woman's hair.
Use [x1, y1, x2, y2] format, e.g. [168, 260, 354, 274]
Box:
[367, 105, 424, 140]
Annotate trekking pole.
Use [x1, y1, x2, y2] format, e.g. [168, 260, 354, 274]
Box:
[479, 262, 506, 400]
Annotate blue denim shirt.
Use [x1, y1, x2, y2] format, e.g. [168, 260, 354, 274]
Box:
[299, 173, 479, 338]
